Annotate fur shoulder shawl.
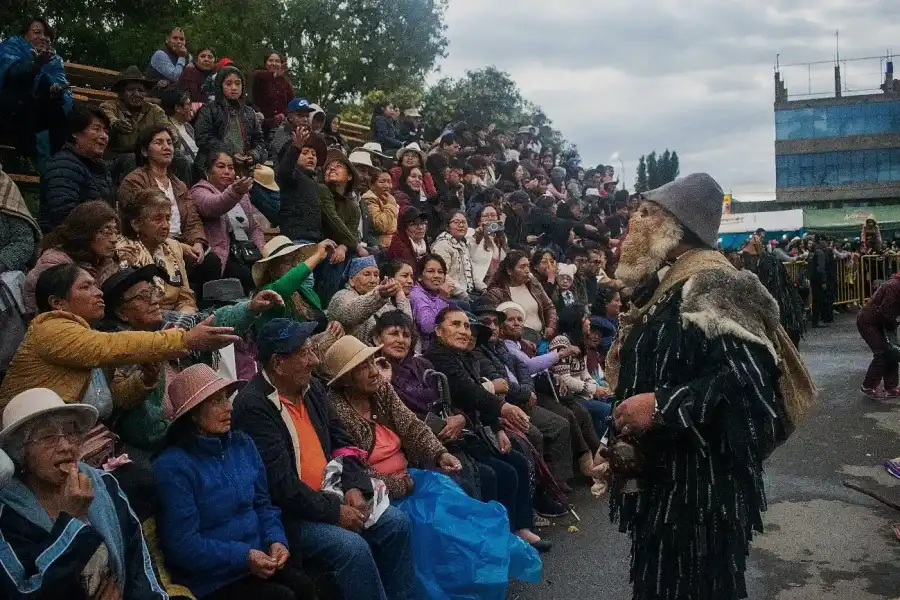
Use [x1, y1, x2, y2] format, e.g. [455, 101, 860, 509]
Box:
[680, 267, 780, 359]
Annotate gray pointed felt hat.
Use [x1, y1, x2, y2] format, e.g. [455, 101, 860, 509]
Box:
[642, 172, 724, 248]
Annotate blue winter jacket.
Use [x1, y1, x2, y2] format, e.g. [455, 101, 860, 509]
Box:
[153, 430, 288, 598]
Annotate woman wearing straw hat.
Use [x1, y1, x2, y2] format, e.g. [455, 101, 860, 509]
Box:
[251, 236, 342, 334]
[324, 335, 461, 498]
[0, 388, 167, 599]
[153, 364, 316, 600]
[325, 336, 544, 596]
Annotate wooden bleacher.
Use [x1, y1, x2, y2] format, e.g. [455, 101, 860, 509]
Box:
[2, 61, 370, 192]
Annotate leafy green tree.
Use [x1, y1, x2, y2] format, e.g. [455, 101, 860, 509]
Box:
[282, 0, 448, 105]
[635, 155, 648, 192]
[637, 149, 679, 191]
[669, 150, 680, 181]
[423, 66, 524, 132]
[2, 0, 448, 107]
[646, 151, 659, 189]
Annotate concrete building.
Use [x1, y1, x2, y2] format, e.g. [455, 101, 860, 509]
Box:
[774, 57, 900, 208]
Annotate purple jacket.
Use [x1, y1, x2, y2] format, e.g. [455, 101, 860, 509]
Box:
[190, 179, 265, 275]
[390, 355, 441, 418]
[409, 284, 449, 351]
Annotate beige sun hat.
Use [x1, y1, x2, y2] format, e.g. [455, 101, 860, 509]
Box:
[253, 164, 279, 192]
[324, 336, 383, 386]
[349, 150, 377, 171]
[0, 389, 98, 446]
[251, 235, 316, 288]
[163, 364, 245, 423]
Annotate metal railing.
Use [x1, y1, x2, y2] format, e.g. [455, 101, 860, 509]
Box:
[783, 254, 900, 309]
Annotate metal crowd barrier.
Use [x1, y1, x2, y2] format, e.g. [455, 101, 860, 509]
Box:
[781, 254, 900, 309]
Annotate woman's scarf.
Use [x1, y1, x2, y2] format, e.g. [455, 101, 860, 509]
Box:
[0, 464, 128, 595]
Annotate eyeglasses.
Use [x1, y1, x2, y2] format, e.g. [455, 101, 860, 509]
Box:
[123, 287, 162, 304]
[97, 225, 119, 238]
[449, 219, 467, 226]
[28, 425, 85, 448]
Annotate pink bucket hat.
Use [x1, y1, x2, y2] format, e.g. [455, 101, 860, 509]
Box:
[164, 364, 246, 422]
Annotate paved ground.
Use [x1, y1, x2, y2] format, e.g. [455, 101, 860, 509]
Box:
[511, 312, 900, 599]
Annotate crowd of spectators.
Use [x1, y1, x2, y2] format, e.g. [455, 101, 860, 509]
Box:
[0, 16, 729, 600]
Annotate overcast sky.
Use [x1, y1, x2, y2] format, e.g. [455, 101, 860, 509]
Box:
[436, 0, 900, 200]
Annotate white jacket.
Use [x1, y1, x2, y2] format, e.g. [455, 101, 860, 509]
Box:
[467, 231, 507, 292]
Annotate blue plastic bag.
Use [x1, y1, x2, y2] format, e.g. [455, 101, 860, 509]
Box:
[393, 468, 542, 600]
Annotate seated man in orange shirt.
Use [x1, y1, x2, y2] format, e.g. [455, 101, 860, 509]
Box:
[231, 319, 417, 600]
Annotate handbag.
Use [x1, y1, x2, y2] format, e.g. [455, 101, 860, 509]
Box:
[79, 424, 118, 468]
[229, 237, 262, 266]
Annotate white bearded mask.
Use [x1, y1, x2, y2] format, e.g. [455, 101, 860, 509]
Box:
[615, 201, 684, 288]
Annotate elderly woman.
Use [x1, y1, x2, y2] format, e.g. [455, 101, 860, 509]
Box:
[485, 250, 557, 343]
[326, 256, 411, 343]
[191, 151, 265, 293]
[153, 364, 314, 600]
[373, 310, 488, 497]
[194, 65, 266, 172]
[385, 207, 430, 276]
[424, 307, 551, 552]
[325, 335, 461, 499]
[468, 204, 507, 295]
[362, 170, 398, 249]
[39, 103, 113, 231]
[0, 263, 238, 409]
[409, 254, 451, 351]
[252, 52, 295, 134]
[98, 266, 282, 452]
[432, 210, 475, 302]
[116, 188, 198, 312]
[0, 388, 166, 599]
[25, 200, 120, 313]
[118, 124, 209, 268]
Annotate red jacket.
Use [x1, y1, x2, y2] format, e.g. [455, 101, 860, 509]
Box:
[252, 70, 295, 130]
[860, 272, 900, 330]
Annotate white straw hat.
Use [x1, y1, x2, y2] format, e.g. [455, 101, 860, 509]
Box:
[0, 389, 98, 446]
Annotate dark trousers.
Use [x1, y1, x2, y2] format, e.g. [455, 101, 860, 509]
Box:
[536, 394, 600, 456]
[203, 564, 316, 600]
[473, 450, 534, 531]
[186, 251, 224, 302]
[858, 317, 899, 390]
[0, 90, 67, 162]
[527, 402, 573, 481]
[810, 281, 829, 325]
[222, 254, 256, 295]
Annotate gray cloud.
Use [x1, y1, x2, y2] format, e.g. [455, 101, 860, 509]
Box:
[436, 0, 900, 199]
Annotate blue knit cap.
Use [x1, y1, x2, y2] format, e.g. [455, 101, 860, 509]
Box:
[347, 255, 378, 280]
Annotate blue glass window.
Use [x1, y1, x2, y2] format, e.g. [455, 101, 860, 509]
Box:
[775, 101, 900, 140]
[776, 148, 900, 188]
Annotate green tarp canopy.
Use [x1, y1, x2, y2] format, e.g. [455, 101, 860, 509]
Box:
[803, 206, 900, 236]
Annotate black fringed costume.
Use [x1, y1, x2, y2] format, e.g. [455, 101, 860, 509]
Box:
[609, 264, 789, 600]
[756, 253, 806, 347]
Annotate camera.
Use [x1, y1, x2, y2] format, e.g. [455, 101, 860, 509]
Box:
[484, 221, 503, 234]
